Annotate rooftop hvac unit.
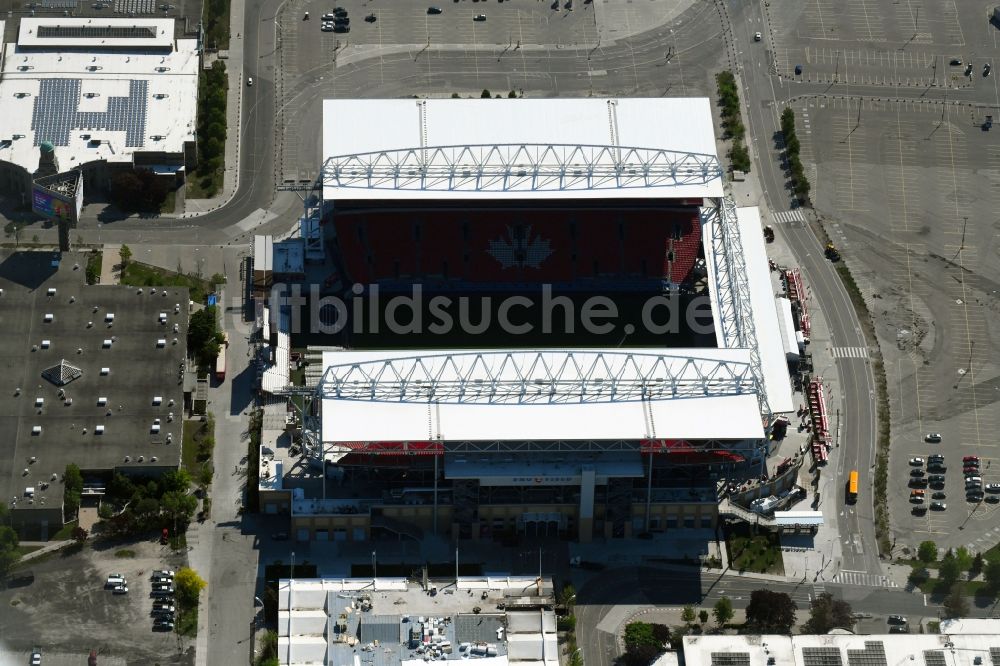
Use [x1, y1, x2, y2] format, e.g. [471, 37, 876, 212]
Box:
[151, 424, 160, 434]
[44, 313, 53, 322]
[40, 340, 50, 349]
[152, 396, 162, 406]
[98, 397, 107, 405]
[159, 313, 167, 323]
[34, 397, 43, 407]
[95, 425, 105, 434]
[102, 339, 113, 348]
[100, 367, 110, 375]
[31, 426, 41, 435]
[105, 313, 115, 322]
[156, 339, 166, 348]
[47, 288, 56, 296]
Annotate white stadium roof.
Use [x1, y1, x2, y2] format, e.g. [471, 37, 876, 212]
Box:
[0, 19, 197, 172]
[320, 348, 765, 443]
[321, 97, 724, 200]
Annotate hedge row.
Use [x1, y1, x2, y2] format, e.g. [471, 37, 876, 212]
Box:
[780, 107, 811, 203]
[715, 71, 751, 173]
[193, 61, 228, 196]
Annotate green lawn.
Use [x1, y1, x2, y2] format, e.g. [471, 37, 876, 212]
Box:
[114, 549, 136, 558]
[176, 603, 199, 637]
[160, 189, 177, 214]
[14, 545, 41, 558]
[50, 520, 78, 541]
[727, 531, 784, 575]
[182, 420, 204, 476]
[120, 261, 211, 304]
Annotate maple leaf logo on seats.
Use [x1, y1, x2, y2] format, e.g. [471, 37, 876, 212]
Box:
[487, 225, 553, 270]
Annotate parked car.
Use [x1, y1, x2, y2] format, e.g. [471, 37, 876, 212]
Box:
[928, 474, 946, 484]
[112, 584, 128, 594]
[986, 483, 1000, 493]
[909, 457, 925, 466]
[106, 574, 125, 588]
[910, 469, 925, 477]
[151, 588, 175, 597]
[153, 620, 175, 631]
[964, 466, 980, 474]
[931, 501, 947, 510]
[888, 615, 908, 625]
[950, 58, 963, 66]
[427, 6, 443, 13]
[152, 570, 175, 578]
[932, 491, 946, 500]
[966, 63, 974, 76]
[31, 647, 41, 666]
[928, 454, 945, 463]
[925, 433, 942, 443]
[364, 13, 376, 21]
[912, 505, 927, 515]
[967, 492, 985, 502]
[910, 478, 929, 488]
[474, 13, 487, 20]
[987, 495, 1000, 504]
[321, 23, 334, 31]
[928, 464, 947, 473]
[889, 625, 909, 634]
[151, 576, 172, 584]
[334, 24, 350, 32]
[962, 456, 980, 463]
[321, 12, 336, 19]
[985, 63, 992, 76]
[754, 31, 762, 41]
[152, 602, 175, 612]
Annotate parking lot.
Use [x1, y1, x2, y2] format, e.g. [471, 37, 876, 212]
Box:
[0, 541, 191, 665]
[785, 90, 1000, 552]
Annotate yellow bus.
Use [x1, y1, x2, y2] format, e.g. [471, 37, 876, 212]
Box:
[847, 469, 859, 503]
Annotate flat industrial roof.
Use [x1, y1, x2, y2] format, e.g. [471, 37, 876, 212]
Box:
[0, 251, 187, 527]
[320, 348, 764, 443]
[682, 633, 1000, 666]
[322, 98, 723, 201]
[0, 29, 197, 173]
[17, 18, 175, 49]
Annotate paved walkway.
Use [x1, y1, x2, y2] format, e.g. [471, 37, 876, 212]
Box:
[100, 244, 121, 284]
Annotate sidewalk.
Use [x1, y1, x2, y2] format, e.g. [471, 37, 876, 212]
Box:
[178, 10, 245, 218]
[99, 244, 121, 284]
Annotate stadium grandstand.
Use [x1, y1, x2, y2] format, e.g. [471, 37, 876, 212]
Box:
[256, 98, 796, 544]
[0, 18, 198, 206]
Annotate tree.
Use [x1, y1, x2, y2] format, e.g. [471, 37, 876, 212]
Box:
[134, 497, 160, 521]
[955, 547, 973, 572]
[802, 592, 853, 634]
[188, 306, 224, 368]
[481, 89, 492, 98]
[558, 583, 576, 608]
[508, 90, 517, 98]
[983, 560, 1000, 591]
[160, 469, 192, 495]
[63, 463, 83, 519]
[71, 526, 89, 542]
[161, 491, 198, 526]
[681, 606, 696, 625]
[698, 609, 709, 624]
[918, 540, 938, 564]
[713, 596, 734, 627]
[942, 583, 969, 619]
[745, 589, 797, 633]
[0, 525, 20, 579]
[623, 622, 660, 651]
[175, 567, 207, 607]
[939, 551, 962, 585]
[972, 552, 984, 577]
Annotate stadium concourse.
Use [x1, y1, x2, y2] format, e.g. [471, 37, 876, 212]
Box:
[256, 98, 798, 545]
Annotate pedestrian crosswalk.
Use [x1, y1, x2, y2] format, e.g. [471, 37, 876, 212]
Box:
[773, 209, 806, 224]
[831, 346, 868, 359]
[832, 570, 898, 588]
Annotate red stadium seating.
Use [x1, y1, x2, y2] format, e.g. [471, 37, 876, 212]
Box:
[330, 202, 703, 287]
[334, 218, 371, 283]
[575, 216, 622, 278]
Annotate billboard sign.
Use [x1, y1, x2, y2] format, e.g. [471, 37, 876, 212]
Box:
[31, 187, 74, 220]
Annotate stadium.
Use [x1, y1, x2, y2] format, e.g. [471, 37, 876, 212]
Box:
[257, 97, 796, 544]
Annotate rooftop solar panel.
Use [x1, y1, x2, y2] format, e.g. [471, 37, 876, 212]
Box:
[991, 647, 1000, 666]
[31, 78, 148, 148]
[923, 651, 946, 666]
[803, 647, 844, 666]
[37, 25, 156, 38]
[711, 653, 751, 666]
[847, 642, 887, 666]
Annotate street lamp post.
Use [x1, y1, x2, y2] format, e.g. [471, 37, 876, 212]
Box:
[372, 550, 377, 587]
